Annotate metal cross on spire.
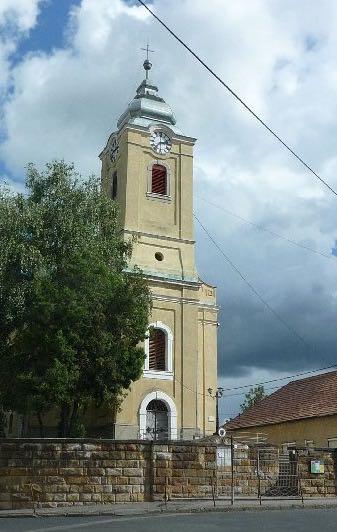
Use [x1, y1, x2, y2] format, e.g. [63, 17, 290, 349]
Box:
[141, 43, 154, 79]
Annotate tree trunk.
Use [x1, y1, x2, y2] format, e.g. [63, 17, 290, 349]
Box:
[58, 404, 70, 437]
[68, 401, 79, 436]
[37, 411, 45, 438]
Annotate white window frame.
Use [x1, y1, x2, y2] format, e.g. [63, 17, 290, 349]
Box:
[139, 390, 177, 440]
[143, 321, 173, 380]
[328, 438, 337, 449]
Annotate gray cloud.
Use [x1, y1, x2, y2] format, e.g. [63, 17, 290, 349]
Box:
[1, 0, 337, 414]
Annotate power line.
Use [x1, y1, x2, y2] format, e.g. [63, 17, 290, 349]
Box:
[175, 364, 337, 399]
[221, 364, 337, 394]
[194, 212, 310, 348]
[196, 195, 337, 262]
[137, 0, 337, 199]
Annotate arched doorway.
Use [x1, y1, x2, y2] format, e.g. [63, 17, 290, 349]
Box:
[145, 400, 168, 440]
[139, 391, 177, 440]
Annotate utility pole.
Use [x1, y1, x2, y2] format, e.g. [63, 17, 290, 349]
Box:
[208, 387, 224, 434]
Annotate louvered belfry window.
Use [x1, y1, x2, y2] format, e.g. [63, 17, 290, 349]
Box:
[149, 328, 166, 371]
[151, 164, 167, 195]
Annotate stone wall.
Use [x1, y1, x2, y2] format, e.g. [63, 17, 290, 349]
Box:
[0, 439, 218, 510]
[217, 446, 337, 498]
[217, 445, 280, 497]
[298, 449, 337, 497]
[0, 440, 336, 510]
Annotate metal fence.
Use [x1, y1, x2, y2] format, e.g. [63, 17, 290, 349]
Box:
[215, 442, 304, 504]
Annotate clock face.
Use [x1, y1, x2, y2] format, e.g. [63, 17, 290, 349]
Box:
[150, 131, 172, 155]
[110, 136, 119, 162]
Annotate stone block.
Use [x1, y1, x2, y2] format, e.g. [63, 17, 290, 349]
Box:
[128, 477, 143, 485]
[155, 452, 172, 461]
[105, 468, 122, 477]
[69, 485, 81, 493]
[92, 451, 110, 459]
[82, 444, 99, 452]
[87, 468, 105, 476]
[67, 493, 80, 502]
[112, 485, 132, 494]
[109, 451, 125, 459]
[123, 468, 143, 477]
[115, 476, 128, 485]
[124, 444, 139, 451]
[59, 468, 84, 476]
[102, 460, 116, 467]
[102, 493, 116, 503]
[53, 494, 67, 502]
[82, 485, 96, 494]
[115, 493, 132, 502]
[68, 476, 88, 485]
[80, 493, 92, 502]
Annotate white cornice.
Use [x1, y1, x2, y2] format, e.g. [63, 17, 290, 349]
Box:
[124, 229, 195, 245]
[152, 293, 218, 311]
[122, 124, 197, 145]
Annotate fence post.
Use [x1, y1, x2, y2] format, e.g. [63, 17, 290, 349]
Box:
[212, 469, 216, 507]
[231, 435, 234, 506]
[296, 451, 304, 506]
[257, 448, 262, 505]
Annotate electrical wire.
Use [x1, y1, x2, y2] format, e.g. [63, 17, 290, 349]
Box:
[196, 195, 337, 262]
[175, 364, 337, 399]
[136, 0, 337, 198]
[220, 363, 337, 393]
[194, 212, 310, 348]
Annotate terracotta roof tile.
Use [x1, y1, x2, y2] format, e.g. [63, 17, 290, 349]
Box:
[225, 370, 337, 430]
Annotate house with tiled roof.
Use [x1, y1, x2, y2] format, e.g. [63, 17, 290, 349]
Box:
[225, 370, 337, 450]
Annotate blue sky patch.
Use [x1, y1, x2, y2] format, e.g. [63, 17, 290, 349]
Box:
[13, 0, 81, 64]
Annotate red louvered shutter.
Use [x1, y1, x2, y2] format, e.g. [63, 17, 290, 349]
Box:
[149, 329, 166, 371]
[151, 164, 167, 195]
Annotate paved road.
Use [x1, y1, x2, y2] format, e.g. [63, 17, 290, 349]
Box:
[1, 509, 337, 532]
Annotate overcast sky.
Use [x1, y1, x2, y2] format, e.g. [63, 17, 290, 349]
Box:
[1, 0, 337, 420]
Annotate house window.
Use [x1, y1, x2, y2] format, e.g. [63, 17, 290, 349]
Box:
[111, 171, 117, 199]
[305, 440, 314, 448]
[149, 328, 166, 371]
[328, 438, 337, 449]
[151, 164, 167, 195]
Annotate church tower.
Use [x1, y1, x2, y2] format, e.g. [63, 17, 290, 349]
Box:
[99, 57, 218, 439]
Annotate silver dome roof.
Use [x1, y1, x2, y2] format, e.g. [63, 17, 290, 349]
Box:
[117, 76, 182, 134]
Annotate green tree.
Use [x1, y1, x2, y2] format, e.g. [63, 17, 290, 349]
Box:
[0, 161, 151, 437]
[240, 385, 265, 413]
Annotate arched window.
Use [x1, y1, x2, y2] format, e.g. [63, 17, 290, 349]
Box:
[149, 328, 166, 371]
[144, 321, 173, 380]
[151, 164, 167, 195]
[111, 171, 117, 199]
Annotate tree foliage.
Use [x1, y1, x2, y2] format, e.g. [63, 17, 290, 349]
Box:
[0, 161, 151, 436]
[240, 385, 265, 413]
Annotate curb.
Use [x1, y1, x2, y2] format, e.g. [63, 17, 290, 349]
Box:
[1, 501, 337, 519]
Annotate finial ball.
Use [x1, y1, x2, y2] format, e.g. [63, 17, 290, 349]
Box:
[143, 59, 152, 72]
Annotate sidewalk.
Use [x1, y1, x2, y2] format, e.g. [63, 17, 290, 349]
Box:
[1, 497, 337, 519]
